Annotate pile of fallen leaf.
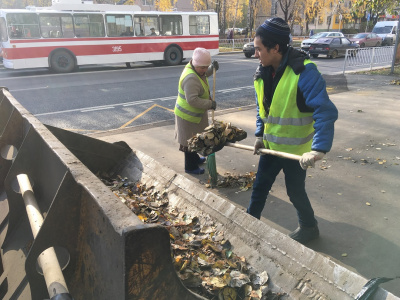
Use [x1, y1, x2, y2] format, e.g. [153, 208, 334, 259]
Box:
[389, 79, 400, 85]
[208, 172, 256, 192]
[188, 121, 247, 156]
[100, 175, 285, 300]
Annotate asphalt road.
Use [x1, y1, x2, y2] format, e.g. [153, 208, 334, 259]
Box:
[0, 53, 348, 134]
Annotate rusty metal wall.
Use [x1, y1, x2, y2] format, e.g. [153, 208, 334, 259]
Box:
[0, 89, 205, 300]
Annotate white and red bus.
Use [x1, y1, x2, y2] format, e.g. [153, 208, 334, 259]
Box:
[0, 1, 219, 72]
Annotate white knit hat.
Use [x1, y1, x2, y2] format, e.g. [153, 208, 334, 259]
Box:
[192, 48, 211, 67]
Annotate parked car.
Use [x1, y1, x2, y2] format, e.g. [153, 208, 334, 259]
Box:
[243, 37, 292, 58]
[243, 41, 255, 58]
[350, 32, 381, 47]
[301, 31, 344, 51]
[308, 37, 359, 58]
[234, 28, 243, 34]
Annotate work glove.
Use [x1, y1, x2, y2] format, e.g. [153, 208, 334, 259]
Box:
[253, 137, 264, 155]
[299, 151, 325, 170]
[212, 60, 219, 71]
[210, 101, 217, 110]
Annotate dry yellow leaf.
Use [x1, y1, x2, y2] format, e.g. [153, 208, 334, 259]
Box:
[137, 213, 147, 221]
[219, 286, 237, 300]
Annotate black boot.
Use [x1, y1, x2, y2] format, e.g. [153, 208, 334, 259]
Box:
[289, 224, 319, 244]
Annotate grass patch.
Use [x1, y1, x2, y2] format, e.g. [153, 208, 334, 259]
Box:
[354, 65, 400, 76]
[219, 47, 242, 53]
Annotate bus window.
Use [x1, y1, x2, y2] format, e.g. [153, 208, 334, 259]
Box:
[39, 14, 73, 38]
[133, 17, 143, 36]
[106, 14, 133, 37]
[134, 16, 158, 36]
[6, 13, 40, 39]
[189, 15, 210, 35]
[61, 15, 74, 38]
[160, 15, 182, 36]
[74, 14, 105, 37]
[0, 17, 7, 42]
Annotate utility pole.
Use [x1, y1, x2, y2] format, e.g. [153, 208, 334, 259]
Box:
[248, 0, 253, 37]
[390, 13, 400, 74]
[222, 0, 226, 37]
[232, 0, 240, 32]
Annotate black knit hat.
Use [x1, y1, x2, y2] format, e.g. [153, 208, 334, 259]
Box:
[256, 17, 291, 45]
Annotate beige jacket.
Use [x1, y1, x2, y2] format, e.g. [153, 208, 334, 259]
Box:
[174, 63, 215, 147]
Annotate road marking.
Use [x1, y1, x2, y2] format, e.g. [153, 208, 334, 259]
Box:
[11, 86, 49, 92]
[122, 99, 159, 107]
[1, 61, 190, 82]
[33, 86, 253, 117]
[120, 104, 173, 129]
[81, 106, 115, 112]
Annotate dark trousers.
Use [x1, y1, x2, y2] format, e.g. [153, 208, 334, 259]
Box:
[247, 154, 316, 227]
[184, 151, 201, 171]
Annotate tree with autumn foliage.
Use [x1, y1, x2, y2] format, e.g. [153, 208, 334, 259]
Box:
[298, 0, 327, 33]
[247, 0, 271, 38]
[277, 0, 301, 22]
[352, 0, 400, 25]
[0, 0, 51, 8]
[155, 0, 177, 11]
[122, 0, 177, 11]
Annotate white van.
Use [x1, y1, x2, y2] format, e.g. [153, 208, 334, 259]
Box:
[372, 21, 398, 46]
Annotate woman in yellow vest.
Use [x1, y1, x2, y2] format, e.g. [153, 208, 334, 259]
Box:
[248, 18, 338, 244]
[174, 48, 219, 175]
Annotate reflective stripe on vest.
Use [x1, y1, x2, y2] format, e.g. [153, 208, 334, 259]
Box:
[174, 63, 209, 124]
[254, 79, 268, 124]
[255, 60, 315, 156]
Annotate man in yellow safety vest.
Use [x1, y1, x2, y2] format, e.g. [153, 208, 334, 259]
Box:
[248, 18, 338, 244]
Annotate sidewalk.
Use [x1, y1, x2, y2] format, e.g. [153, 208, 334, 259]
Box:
[93, 74, 400, 297]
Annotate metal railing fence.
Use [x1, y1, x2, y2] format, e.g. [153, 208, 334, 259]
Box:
[343, 46, 395, 73]
[219, 38, 253, 51]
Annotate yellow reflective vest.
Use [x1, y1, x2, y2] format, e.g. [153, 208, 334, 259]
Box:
[255, 60, 315, 155]
[174, 63, 209, 124]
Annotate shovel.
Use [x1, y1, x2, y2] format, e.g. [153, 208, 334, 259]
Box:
[225, 142, 301, 161]
[207, 67, 218, 186]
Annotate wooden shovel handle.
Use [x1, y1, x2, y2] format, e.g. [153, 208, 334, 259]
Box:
[225, 142, 301, 161]
[212, 67, 216, 122]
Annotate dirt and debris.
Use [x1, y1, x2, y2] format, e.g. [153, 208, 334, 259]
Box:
[100, 174, 286, 300]
[337, 141, 399, 166]
[188, 121, 247, 156]
[389, 79, 400, 85]
[206, 172, 256, 192]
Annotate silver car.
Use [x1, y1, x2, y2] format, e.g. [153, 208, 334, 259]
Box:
[301, 32, 344, 51]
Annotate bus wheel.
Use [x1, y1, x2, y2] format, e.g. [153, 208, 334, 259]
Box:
[50, 50, 76, 73]
[164, 46, 182, 66]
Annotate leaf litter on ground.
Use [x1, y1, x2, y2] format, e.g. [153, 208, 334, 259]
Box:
[99, 174, 286, 300]
[206, 172, 256, 192]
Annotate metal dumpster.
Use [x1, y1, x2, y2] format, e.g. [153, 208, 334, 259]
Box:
[1, 88, 398, 300]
